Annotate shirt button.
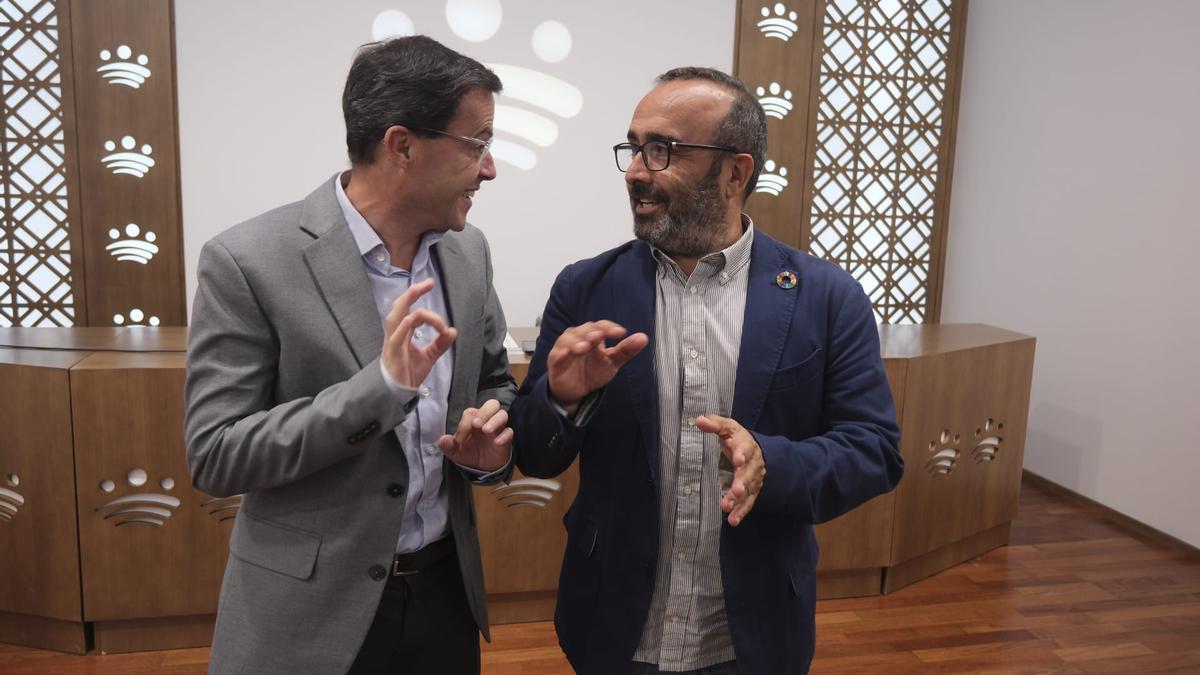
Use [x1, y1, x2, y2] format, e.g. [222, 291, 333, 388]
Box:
[415, 327, 425, 340]
[426, 446, 439, 456]
[369, 565, 387, 581]
[386, 483, 403, 498]
[682, 486, 692, 496]
[375, 253, 385, 263]
[420, 386, 431, 398]
[687, 417, 696, 427]
[669, 616, 680, 624]
[677, 552, 686, 561]
[689, 349, 699, 359]
[720, 272, 729, 282]
[689, 286, 698, 294]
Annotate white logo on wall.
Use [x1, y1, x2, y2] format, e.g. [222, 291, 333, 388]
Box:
[371, 1, 583, 171]
[758, 3, 800, 41]
[756, 82, 794, 120]
[102, 136, 155, 178]
[756, 159, 789, 196]
[106, 223, 159, 264]
[95, 469, 180, 527]
[491, 477, 562, 508]
[0, 473, 24, 523]
[97, 45, 151, 88]
[113, 308, 160, 327]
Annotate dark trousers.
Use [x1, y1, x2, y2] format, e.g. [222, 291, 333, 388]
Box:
[347, 552, 480, 675]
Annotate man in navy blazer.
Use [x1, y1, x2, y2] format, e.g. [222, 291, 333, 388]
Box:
[511, 67, 903, 675]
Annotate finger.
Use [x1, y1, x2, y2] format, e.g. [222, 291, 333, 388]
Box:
[728, 494, 758, 527]
[603, 332, 649, 367]
[492, 427, 514, 448]
[473, 399, 503, 429]
[695, 414, 736, 436]
[480, 408, 508, 434]
[385, 279, 435, 334]
[453, 408, 478, 443]
[418, 326, 457, 364]
[436, 433, 458, 454]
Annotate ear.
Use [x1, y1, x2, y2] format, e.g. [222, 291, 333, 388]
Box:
[380, 125, 414, 166]
[726, 153, 756, 201]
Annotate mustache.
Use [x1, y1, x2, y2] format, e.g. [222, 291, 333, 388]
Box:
[628, 181, 668, 202]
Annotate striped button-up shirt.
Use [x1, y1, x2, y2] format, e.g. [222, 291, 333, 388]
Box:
[632, 216, 754, 670]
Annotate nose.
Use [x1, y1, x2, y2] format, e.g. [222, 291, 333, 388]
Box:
[478, 149, 497, 181]
[624, 148, 652, 187]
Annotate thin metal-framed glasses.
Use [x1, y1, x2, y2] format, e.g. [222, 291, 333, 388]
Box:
[411, 126, 493, 160]
[613, 140, 740, 172]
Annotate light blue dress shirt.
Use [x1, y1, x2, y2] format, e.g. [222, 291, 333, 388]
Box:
[334, 173, 455, 554]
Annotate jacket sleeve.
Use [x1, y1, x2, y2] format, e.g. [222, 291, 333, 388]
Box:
[751, 281, 904, 524]
[510, 264, 593, 479]
[184, 238, 414, 498]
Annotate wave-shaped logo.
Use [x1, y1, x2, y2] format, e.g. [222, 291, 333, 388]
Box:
[200, 495, 242, 523]
[371, 2, 582, 171]
[925, 429, 960, 477]
[491, 477, 562, 509]
[1, 473, 24, 523]
[971, 418, 1004, 463]
[755, 159, 790, 196]
[758, 3, 800, 41]
[102, 135, 155, 178]
[756, 82, 794, 120]
[95, 470, 179, 527]
[97, 45, 151, 89]
[106, 223, 159, 264]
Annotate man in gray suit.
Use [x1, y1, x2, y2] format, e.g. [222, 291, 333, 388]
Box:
[185, 36, 516, 674]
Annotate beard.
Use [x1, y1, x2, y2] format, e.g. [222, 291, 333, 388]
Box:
[630, 160, 729, 258]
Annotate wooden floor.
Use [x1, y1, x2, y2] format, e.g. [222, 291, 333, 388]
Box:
[3, 477, 1199, 674]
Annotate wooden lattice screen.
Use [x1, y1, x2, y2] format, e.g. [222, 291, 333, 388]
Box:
[736, 0, 968, 323]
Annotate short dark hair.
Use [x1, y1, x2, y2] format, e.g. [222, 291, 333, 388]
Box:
[342, 35, 502, 165]
[655, 67, 767, 201]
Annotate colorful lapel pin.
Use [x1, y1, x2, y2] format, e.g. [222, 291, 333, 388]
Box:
[775, 270, 797, 289]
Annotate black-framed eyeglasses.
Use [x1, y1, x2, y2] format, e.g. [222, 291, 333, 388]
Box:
[613, 140, 740, 172]
[411, 126, 493, 160]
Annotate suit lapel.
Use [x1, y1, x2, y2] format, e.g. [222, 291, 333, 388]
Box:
[432, 233, 476, 410]
[610, 242, 660, 483]
[732, 231, 799, 429]
[300, 180, 383, 369]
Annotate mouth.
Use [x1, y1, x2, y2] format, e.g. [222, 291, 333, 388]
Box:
[633, 197, 662, 216]
[463, 189, 477, 200]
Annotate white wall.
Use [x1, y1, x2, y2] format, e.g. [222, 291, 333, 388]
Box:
[943, 1, 1200, 546]
[176, 0, 735, 326]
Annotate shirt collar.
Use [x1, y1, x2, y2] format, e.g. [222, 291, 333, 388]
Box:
[333, 171, 445, 274]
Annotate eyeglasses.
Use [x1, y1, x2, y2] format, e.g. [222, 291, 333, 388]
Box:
[613, 140, 740, 172]
[411, 127, 493, 160]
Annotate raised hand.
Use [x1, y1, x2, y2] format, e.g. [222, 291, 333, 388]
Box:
[436, 399, 513, 471]
[696, 414, 766, 527]
[547, 320, 648, 415]
[381, 278, 457, 389]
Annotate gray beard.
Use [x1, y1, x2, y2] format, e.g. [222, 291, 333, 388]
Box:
[632, 166, 729, 258]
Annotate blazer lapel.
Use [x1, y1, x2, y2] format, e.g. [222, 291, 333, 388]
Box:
[731, 231, 799, 429]
[300, 180, 383, 368]
[610, 242, 660, 483]
[432, 233, 476, 411]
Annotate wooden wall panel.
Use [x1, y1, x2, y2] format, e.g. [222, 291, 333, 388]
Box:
[70, 353, 229, 621]
[68, 0, 184, 327]
[0, 351, 89, 622]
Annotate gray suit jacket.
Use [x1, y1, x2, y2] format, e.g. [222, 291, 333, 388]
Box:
[185, 178, 517, 674]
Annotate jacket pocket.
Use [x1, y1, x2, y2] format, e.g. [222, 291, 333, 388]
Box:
[230, 510, 323, 580]
[770, 348, 825, 392]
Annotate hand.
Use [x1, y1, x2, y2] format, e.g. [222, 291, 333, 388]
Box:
[696, 414, 766, 527]
[547, 320, 648, 415]
[381, 278, 457, 388]
[436, 399, 513, 472]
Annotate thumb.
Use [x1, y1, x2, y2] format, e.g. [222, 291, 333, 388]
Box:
[695, 414, 734, 436]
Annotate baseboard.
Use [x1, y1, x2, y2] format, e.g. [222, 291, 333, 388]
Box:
[1022, 470, 1200, 558]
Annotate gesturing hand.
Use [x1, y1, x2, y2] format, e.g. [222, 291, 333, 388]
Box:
[381, 278, 457, 389]
[696, 414, 766, 527]
[547, 320, 648, 416]
[436, 399, 512, 472]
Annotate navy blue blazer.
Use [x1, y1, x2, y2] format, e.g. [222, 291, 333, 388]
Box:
[512, 230, 903, 675]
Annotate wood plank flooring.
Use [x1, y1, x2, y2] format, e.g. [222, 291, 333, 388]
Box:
[2, 476, 1198, 673]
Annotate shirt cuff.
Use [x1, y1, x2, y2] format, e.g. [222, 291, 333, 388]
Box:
[456, 449, 513, 483]
[551, 389, 601, 426]
[380, 360, 420, 413]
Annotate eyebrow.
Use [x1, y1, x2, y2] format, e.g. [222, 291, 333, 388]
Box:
[626, 131, 679, 144]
